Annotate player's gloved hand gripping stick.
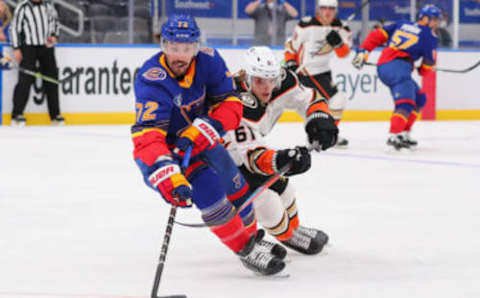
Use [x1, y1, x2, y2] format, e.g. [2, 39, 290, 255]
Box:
[174, 146, 314, 228]
[151, 146, 192, 298]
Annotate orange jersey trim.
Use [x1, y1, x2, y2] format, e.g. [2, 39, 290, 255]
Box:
[159, 54, 196, 88]
[254, 149, 275, 175]
[334, 43, 350, 58]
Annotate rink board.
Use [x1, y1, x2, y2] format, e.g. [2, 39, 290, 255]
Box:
[1, 44, 479, 125]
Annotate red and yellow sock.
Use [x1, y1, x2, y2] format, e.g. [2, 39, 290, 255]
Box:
[404, 111, 418, 132]
[389, 113, 408, 134]
[210, 214, 251, 253]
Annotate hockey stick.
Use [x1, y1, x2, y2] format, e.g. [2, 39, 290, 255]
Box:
[435, 59, 480, 73]
[365, 60, 480, 73]
[16, 66, 82, 85]
[174, 144, 317, 228]
[151, 146, 192, 298]
[296, 0, 370, 74]
[174, 161, 292, 228]
[4, 55, 82, 85]
[345, 0, 371, 23]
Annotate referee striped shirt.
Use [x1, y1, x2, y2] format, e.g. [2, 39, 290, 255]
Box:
[10, 0, 59, 49]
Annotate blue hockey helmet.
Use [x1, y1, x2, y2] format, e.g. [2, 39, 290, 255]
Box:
[161, 14, 200, 43]
[418, 4, 441, 20]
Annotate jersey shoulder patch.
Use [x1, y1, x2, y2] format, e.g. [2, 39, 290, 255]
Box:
[241, 92, 266, 123]
[240, 92, 258, 109]
[142, 67, 167, 81]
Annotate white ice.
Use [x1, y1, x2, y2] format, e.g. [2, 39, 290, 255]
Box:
[1, 121, 479, 298]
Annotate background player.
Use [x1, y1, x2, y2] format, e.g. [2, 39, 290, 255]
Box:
[352, 4, 440, 151]
[131, 15, 285, 276]
[224, 46, 337, 255]
[284, 0, 351, 148]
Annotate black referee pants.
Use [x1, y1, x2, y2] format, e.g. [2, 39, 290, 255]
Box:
[12, 45, 60, 120]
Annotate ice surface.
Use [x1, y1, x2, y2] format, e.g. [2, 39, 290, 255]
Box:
[1, 121, 479, 298]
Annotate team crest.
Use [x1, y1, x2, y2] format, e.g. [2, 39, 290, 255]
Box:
[173, 94, 183, 107]
[143, 67, 167, 81]
[240, 92, 257, 109]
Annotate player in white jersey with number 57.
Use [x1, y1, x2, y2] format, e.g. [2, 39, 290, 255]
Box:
[285, 0, 351, 147]
[223, 46, 338, 256]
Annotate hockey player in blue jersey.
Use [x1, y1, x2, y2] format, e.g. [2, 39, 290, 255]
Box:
[131, 14, 285, 275]
[353, 4, 440, 151]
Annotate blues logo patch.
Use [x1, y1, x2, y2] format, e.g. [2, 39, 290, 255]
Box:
[143, 67, 167, 81]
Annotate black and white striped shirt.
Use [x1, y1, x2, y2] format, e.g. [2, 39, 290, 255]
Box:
[10, 0, 59, 49]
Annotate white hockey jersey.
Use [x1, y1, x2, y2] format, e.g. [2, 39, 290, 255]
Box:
[286, 16, 352, 75]
[224, 69, 325, 174]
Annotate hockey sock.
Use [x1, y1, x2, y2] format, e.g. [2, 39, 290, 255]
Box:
[404, 111, 418, 132]
[268, 212, 294, 241]
[270, 202, 300, 242]
[239, 204, 257, 236]
[389, 113, 408, 134]
[210, 214, 252, 253]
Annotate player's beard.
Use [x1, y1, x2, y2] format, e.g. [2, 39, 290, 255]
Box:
[170, 60, 191, 77]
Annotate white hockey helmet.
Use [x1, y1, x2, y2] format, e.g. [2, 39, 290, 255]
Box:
[244, 46, 281, 85]
[318, 0, 338, 8]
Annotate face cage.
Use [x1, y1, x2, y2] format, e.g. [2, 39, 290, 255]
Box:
[160, 38, 200, 57]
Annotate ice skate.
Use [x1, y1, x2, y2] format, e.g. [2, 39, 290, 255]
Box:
[335, 136, 349, 148]
[402, 131, 417, 149]
[238, 231, 286, 276]
[51, 115, 65, 126]
[11, 115, 26, 127]
[256, 229, 287, 260]
[386, 133, 410, 152]
[281, 226, 328, 255]
[297, 225, 329, 249]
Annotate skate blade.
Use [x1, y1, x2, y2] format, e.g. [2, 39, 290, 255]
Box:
[254, 269, 290, 279]
[11, 122, 26, 127]
[384, 145, 410, 154]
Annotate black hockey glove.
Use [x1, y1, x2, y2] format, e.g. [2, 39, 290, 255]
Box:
[285, 60, 298, 72]
[305, 111, 339, 151]
[275, 146, 311, 176]
[326, 30, 343, 48]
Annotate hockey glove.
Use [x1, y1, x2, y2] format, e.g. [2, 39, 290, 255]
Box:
[352, 49, 369, 70]
[275, 146, 311, 176]
[175, 117, 223, 157]
[148, 162, 193, 207]
[326, 30, 343, 48]
[305, 111, 338, 151]
[285, 60, 298, 73]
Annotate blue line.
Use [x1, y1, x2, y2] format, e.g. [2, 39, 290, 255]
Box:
[322, 152, 480, 169]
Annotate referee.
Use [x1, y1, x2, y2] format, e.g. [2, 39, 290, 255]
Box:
[10, 0, 63, 126]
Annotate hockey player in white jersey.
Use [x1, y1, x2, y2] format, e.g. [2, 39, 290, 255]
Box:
[223, 46, 338, 255]
[284, 0, 351, 147]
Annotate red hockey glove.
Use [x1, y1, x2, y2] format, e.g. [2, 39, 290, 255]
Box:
[175, 117, 222, 157]
[148, 162, 193, 207]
